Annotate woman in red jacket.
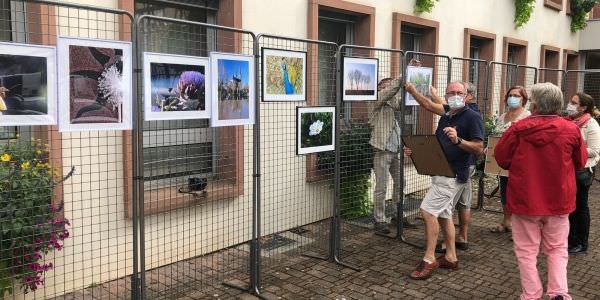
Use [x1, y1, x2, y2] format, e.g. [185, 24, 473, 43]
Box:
[494, 83, 587, 300]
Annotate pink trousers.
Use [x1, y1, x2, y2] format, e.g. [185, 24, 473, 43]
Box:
[511, 214, 571, 300]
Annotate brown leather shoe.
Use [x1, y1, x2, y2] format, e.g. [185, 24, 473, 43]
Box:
[437, 256, 459, 270]
[409, 260, 439, 280]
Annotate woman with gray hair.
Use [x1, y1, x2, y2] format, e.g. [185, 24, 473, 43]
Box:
[495, 82, 587, 300]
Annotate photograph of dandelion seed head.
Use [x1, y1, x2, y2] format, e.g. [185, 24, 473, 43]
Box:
[58, 37, 132, 132]
[262, 48, 306, 101]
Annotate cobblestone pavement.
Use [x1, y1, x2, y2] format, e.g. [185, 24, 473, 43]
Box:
[231, 186, 600, 300]
[55, 181, 600, 300]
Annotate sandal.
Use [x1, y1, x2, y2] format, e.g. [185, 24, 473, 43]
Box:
[490, 224, 511, 233]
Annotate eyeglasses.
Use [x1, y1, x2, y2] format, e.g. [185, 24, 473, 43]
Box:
[446, 91, 466, 96]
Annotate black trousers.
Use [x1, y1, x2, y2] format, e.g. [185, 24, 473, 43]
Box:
[568, 168, 593, 249]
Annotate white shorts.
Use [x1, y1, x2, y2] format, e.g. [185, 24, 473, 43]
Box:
[420, 175, 468, 219]
[457, 165, 476, 210]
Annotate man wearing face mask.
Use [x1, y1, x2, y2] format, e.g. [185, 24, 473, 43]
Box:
[403, 81, 484, 280]
[428, 82, 480, 253]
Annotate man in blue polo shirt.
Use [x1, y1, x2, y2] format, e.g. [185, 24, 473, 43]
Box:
[404, 81, 484, 280]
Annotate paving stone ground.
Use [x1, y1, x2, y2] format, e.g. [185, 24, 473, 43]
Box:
[55, 180, 600, 300]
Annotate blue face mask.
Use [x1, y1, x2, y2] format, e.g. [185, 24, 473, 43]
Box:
[507, 96, 521, 109]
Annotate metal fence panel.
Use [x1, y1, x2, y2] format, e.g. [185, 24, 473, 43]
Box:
[136, 15, 256, 299]
[564, 70, 600, 106]
[0, 0, 137, 299]
[331, 45, 406, 266]
[255, 34, 337, 282]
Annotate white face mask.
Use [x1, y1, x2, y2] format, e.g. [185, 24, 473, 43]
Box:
[447, 95, 465, 111]
[566, 103, 579, 117]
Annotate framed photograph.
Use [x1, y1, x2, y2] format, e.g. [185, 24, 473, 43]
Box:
[57, 36, 132, 132]
[296, 106, 335, 155]
[210, 52, 255, 127]
[261, 48, 306, 102]
[342, 57, 378, 101]
[405, 66, 433, 106]
[0, 42, 56, 126]
[143, 52, 210, 121]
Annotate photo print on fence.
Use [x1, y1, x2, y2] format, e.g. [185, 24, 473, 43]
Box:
[342, 57, 378, 101]
[210, 52, 255, 127]
[0, 42, 56, 126]
[262, 48, 306, 102]
[296, 106, 335, 155]
[57, 37, 132, 132]
[144, 52, 210, 121]
[405, 65, 433, 106]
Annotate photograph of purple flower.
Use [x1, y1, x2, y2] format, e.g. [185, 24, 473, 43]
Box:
[58, 37, 132, 132]
[143, 52, 210, 121]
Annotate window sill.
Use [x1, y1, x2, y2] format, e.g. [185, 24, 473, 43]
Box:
[126, 179, 242, 218]
[544, 0, 563, 11]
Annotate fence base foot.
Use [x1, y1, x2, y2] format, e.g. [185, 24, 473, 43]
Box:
[333, 255, 362, 272]
[302, 252, 330, 261]
[399, 235, 425, 250]
[223, 280, 275, 300]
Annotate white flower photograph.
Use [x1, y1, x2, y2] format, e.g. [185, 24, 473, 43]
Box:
[297, 106, 335, 155]
[57, 37, 132, 132]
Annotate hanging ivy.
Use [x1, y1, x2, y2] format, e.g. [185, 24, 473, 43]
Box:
[414, 0, 439, 14]
[570, 0, 600, 32]
[514, 0, 536, 28]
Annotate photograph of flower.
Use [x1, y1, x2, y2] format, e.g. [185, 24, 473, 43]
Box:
[144, 52, 210, 121]
[405, 66, 433, 106]
[297, 106, 335, 155]
[57, 37, 132, 132]
[342, 57, 378, 101]
[0, 42, 56, 126]
[210, 52, 255, 127]
[262, 48, 306, 102]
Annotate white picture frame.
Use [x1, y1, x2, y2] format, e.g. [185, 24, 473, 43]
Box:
[405, 66, 433, 106]
[0, 42, 57, 126]
[261, 48, 306, 102]
[297, 106, 335, 155]
[210, 52, 255, 127]
[342, 57, 378, 101]
[143, 52, 210, 121]
[57, 36, 132, 132]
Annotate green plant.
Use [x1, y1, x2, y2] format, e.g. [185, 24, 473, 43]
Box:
[0, 138, 71, 297]
[318, 122, 374, 219]
[570, 0, 600, 32]
[414, 0, 439, 14]
[514, 0, 536, 28]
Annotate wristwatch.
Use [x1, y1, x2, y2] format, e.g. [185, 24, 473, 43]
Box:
[453, 137, 462, 146]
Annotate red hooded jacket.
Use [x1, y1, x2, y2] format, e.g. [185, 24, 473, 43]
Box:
[494, 115, 587, 216]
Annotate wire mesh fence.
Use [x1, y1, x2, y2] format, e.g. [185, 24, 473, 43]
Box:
[539, 68, 566, 88]
[332, 45, 404, 266]
[255, 34, 337, 275]
[135, 15, 256, 299]
[0, 1, 136, 299]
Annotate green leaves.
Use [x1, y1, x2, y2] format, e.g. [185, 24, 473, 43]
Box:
[414, 0, 439, 14]
[0, 140, 69, 295]
[514, 0, 536, 28]
[570, 0, 600, 32]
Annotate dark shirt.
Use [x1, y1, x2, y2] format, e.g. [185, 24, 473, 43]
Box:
[436, 107, 484, 183]
[444, 103, 480, 114]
